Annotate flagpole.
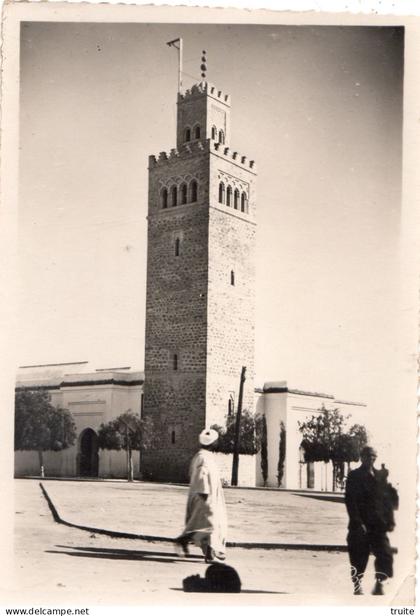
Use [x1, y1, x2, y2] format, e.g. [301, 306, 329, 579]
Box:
[166, 37, 183, 94]
[178, 38, 183, 94]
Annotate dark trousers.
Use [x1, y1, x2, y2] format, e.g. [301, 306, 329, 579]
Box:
[347, 527, 393, 583]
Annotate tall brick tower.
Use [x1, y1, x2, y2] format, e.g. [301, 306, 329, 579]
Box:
[142, 76, 256, 483]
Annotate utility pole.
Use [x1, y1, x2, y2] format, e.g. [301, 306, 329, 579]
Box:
[231, 366, 246, 486]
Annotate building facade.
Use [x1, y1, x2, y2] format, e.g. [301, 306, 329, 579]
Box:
[14, 79, 367, 489]
[142, 81, 257, 482]
[15, 363, 143, 479]
[15, 365, 366, 490]
[255, 382, 366, 491]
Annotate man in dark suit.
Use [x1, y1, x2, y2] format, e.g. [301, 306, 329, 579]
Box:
[345, 446, 398, 596]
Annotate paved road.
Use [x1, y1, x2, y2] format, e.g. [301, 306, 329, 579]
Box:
[0, 480, 412, 606]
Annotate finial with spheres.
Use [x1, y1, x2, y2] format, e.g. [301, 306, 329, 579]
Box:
[200, 50, 207, 80]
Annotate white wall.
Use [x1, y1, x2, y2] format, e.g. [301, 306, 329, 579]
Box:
[256, 390, 366, 491]
[15, 447, 76, 477]
[258, 392, 288, 487]
[15, 447, 141, 479]
[15, 379, 143, 478]
[99, 448, 140, 479]
[213, 452, 256, 487]
[109, 385, 142, 423]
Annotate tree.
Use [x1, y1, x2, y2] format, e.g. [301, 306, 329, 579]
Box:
[15, 389, 76, 477]
[211, 409, 260, 456]
[259, 414, 268, 486]
[333, 423, 368, 485]
[97, 410, 153, 481]
[277, 421, 286, 488]
[299, 406, 346, 463]
[298, 406, 368, 491]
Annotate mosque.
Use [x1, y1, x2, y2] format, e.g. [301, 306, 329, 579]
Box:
[15, 50, 366, 491]
[15, 362, 365, 491]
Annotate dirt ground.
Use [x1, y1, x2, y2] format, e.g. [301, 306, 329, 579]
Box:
[0, 479, 413, 607]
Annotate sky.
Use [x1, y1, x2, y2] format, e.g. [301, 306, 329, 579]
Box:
[18, 23, 407, 467]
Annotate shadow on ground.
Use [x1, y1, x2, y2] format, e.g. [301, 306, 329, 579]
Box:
[293, 493, 344, 504]
[46, 544, 203, 564]
[170, 588, 288, 594]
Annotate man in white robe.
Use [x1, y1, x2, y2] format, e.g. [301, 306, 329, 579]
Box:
[175, 428, 227, 562]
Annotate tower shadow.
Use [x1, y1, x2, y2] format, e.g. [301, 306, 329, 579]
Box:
[48, 544, 204, 564]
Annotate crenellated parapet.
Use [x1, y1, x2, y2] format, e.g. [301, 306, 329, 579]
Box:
[178, 81, 231, 106]
[212, 141, 256, 172]
[149, 138, 256, 173]
[149, 139, 206, 168]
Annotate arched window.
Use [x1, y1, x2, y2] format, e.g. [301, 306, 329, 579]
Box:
[171, 185, 177, 207]
[219, 182, 225, 204]
[180, 183, 187, 205]
[194, 125, 201, 139]
[185, 127, 191, 142]
[226, 185, 232, 207]
[175, 238, 180, 257]
[234, 189, 240, 209]
[219, 130, 225, 144]
[241, 192, 247, 213]
[171, 430, 176, 444]
[230, 270, 235, 286]
[190, 180, 198, 203]
[173, 353, 178, 370]
[211, 126, 217, 140]
[161, 187, 168, 209]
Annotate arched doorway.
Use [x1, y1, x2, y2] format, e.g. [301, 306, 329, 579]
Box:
[77, 428, 99, 477]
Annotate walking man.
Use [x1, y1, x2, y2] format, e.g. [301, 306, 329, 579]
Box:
[345, 446, 398, 596]
[175, 428, 227, 563]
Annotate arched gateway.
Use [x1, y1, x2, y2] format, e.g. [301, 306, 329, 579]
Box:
[77, 428, 99, 477]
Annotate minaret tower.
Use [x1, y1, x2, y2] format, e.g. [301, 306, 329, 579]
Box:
[142, 50, 257, 482]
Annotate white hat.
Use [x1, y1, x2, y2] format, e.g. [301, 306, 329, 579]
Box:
[199, 428, 219, 446]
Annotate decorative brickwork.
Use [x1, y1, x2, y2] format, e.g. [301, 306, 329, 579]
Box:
[143, 80, 256, 483]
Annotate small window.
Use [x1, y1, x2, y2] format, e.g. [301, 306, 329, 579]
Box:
[195, 125, 201, 139]
[228, 395, 234, 416]
[171, 185, 177, 207]
[180, 183, 187, 205]
[230, 270, 235, 286]
[219, 182, 225, 204]
[161, 188, 168, 209]
[171, 430, 176, 445]
[234, 189, 240, 210]
[173, 353, 178, 370]
[226, 185, 232, 207]
[211, 126, 217, 140]
[190, 180, 198, 203]
[241, 192, 247, 213]
[175, 238, 180, 257]
[219, 129, 225, 144]
[185, 128, 191, 142]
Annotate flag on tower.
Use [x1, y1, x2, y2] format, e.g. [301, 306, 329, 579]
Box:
[166, 38, 181, 50]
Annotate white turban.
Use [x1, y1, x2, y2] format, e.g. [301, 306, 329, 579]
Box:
[199, 428, 219, 446]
